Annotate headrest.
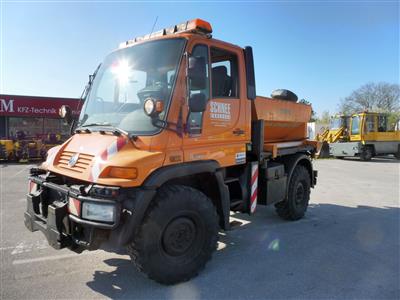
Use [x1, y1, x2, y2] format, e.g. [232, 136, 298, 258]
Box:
[212, 66, 228, 77]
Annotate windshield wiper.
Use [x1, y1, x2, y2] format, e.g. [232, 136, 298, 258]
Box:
[76, 123, 130, 137]
[81, 122, 112, 127]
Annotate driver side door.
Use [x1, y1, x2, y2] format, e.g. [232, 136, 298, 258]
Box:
[183, 42, 247, 167]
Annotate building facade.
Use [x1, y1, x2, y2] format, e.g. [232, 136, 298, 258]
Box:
[0, 94, 81, 140]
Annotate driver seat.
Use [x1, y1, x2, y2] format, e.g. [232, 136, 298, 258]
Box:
[212, 66, 232, 97]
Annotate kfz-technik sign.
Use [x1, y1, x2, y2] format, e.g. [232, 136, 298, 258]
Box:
[0, 95, 81, 118]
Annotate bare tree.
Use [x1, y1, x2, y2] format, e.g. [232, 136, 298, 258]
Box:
[299, 99, 317, 121]
[318, 110, 331, 124]
[338, 82, 400, 114]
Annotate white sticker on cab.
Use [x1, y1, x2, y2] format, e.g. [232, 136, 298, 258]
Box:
[235, 152, 246, 164]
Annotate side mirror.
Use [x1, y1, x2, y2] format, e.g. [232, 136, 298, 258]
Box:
[188, 56, 207, 90]
[189, 93, 207, 113]
[244, 46, 256, 100]
[59, 105, 73, 125]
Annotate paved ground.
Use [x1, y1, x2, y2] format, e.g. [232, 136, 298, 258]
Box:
[1, 158, 399, 299]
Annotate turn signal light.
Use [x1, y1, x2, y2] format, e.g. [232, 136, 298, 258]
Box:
[186, 19, 212, 34]
[108, 167, 138, 179]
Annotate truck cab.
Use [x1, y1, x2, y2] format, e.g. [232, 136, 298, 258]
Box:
[25, 19, 319, 284]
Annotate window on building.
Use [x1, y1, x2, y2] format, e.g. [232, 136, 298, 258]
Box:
[9, 117, 43, 139]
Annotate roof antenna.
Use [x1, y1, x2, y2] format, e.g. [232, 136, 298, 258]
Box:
[150, 16, 159, 36]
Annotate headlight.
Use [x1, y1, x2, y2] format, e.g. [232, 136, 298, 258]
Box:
[82, 202, 115, 222]
[144, 98, 155, 116]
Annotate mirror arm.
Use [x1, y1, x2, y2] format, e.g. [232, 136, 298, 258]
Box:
[69, 119, 76, 136]
[151, 118, 184, 136]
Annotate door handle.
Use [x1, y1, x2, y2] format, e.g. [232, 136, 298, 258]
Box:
[233, 129, 245, 135]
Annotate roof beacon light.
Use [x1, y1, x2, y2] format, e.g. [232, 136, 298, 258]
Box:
[120, 19, 212, 48]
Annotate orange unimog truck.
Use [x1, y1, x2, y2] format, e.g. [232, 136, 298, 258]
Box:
[25, 19, 319, 284]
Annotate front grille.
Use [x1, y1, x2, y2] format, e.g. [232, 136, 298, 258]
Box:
[57, 151, 94, 173]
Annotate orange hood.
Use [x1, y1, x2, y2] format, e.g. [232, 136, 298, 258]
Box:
[42, 133, 165, 187]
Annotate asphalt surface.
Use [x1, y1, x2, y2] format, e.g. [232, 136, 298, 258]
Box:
[1, 158, 399, 299]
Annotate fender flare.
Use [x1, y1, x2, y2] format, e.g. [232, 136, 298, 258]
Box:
[143, 160, 230, 230]
[278, 153, 315, 190]
[115, 160, 230, 245]
[142, 160, 220, 188]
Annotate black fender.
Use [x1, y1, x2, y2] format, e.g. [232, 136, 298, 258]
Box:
[277, 153, 316, 190]
[142, 160, 220, 188]
[143, 160, 230, 230]
[114, 160, 230, 246]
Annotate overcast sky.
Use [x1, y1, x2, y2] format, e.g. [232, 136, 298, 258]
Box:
[1, 1, 398, 116]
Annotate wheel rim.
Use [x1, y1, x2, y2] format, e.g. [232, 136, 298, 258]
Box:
[295, 182, 305, 206]
[162, 217, 197, 257]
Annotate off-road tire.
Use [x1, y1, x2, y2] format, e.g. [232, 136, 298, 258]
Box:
[271, 89, 298, 102]
[127, 185, 219, 285]
[394, 146, 400, 160]
[360, 146, 373, 161]
[275, 165, 310, 220]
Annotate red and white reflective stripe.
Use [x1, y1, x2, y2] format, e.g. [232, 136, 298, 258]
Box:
[250, 162, 258, 214]
[90, 137, 128, 182]
[68, 197, 81, 216]
[28, 180, 37, 194]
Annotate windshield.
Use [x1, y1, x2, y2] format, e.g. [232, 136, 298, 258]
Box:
[351, 116, 360, 135]
[78, 38, 185, 135]
[329, 117, 342, 129]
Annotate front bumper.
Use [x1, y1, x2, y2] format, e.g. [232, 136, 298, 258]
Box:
[24, 171, 123, 252]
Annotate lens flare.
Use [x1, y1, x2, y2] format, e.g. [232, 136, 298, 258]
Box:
[111, 59, 131, 86]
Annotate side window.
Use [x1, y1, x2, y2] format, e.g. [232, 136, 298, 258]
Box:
[188, 44, 210, 134]
[351, 116, 360, 135]
[378, 115, 387, 132]
[210, 47, 239, 98]
[364, 115, 376, 133]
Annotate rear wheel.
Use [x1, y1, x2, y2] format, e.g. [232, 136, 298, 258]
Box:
[127, 185, 218, 285]
[360, 146, 373, 161]
[394, 146, 400, 160]
[275, 165, 311, 220]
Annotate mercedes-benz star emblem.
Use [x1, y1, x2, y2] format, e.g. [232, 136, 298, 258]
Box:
[68, 153, 79, 167]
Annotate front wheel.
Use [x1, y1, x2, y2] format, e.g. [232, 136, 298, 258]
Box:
[275, 165, 311, 220]
[127, 185, 219, 285]
[360, 146, 373, 161]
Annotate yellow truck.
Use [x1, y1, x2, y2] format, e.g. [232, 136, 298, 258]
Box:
[317, 114, 350, 157]
[0, 140, 14, 160]
[329, 112, 400, 160]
